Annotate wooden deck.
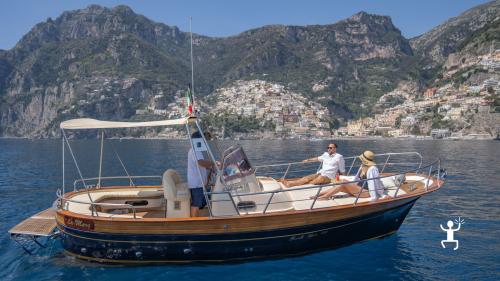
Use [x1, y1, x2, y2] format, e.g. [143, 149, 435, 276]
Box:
[9, 208, 57, 237]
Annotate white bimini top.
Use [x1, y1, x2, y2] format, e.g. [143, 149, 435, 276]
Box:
[60, 117, 189, 130]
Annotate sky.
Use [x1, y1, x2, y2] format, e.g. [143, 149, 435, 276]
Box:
[0, 0, 492, 50]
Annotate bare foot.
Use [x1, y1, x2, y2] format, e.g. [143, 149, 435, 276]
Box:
[282, 180, 290, 188]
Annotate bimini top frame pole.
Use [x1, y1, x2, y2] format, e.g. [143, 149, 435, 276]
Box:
[59, 115, 217, 183]
[61, 129, 94, 206]
[97, 130, 104, 188]
[59, 117, 189, 199]
[62, 133, 65, 195]
[59, 117, 223, 210]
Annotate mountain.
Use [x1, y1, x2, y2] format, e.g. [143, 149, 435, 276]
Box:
[0, 5, 200, 137]
[443, 16, 500, 72]
[0, 5, 417, 137]
[337, 1, 499, 139]
[410, 1, 500, 70]
[197, 11, 415, 117]
[0, 2, 498, 138]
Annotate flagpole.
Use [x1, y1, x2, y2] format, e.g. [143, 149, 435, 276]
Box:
[189, 17, 195, 104]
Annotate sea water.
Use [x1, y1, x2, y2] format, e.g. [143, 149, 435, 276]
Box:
[1, 139, 499, 281]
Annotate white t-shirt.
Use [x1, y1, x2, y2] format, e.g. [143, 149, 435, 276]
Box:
[187, 148, 208, 189]
[317, 152, 345, 179]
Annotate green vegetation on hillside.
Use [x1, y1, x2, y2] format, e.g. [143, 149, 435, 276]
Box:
[201, 112, 275, 136]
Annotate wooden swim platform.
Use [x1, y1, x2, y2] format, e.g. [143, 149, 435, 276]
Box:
[9, 208, 57, 237]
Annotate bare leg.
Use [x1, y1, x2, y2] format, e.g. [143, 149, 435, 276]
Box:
[190, 207, 199, 217]
[313, 184, 370, 200]
[343, 184, 370, 198]
[314, 185, 346, 199]
[284, 174, 320, 187]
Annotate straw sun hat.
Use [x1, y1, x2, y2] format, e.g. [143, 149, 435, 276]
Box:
[359, 150, 376, 166]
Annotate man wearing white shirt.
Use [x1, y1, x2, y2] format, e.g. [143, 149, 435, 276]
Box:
[310, 150, 389, 201]
[283, 143, 345, 187]
[187, 131, 216, 217]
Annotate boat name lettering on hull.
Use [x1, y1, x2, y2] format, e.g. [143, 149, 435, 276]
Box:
[64, 217, 95, 231]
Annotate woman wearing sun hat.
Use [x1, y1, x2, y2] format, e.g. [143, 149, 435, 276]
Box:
[356, 150, 389, 201]
[311, 150, 389, 201]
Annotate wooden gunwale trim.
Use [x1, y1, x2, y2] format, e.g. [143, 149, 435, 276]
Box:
[58, 209, 400, 243]
[56, 196, 419, 235]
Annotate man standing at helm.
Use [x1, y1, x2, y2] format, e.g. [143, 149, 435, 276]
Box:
[187, 131, 215, 217]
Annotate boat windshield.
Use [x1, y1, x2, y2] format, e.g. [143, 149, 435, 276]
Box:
[222, 146, 254, 181]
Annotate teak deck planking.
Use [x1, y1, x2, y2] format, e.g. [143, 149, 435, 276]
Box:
[9, 208, 57, 237]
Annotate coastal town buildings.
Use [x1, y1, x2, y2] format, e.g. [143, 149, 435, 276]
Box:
[128, 49, 498, 139]
[336, 50, 499, 138]
[204, 80, 332, 138]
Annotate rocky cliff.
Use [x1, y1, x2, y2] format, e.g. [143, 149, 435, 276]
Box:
[0, 5, 194, 137]
[410, 1, 499, 68]
[0, 2, 498, 138]
[0, 5, 418, 137]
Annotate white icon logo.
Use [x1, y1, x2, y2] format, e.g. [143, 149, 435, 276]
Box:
[440, 217, 464, 250]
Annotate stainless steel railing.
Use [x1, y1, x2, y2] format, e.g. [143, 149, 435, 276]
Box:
[210, 157, 442, 215]
[56, 188, 141, 219]
[254, 152, 423, 179]
[56, 175, 163, 219]
[57, 153, 442, 219]
[73, 175, 162, 191]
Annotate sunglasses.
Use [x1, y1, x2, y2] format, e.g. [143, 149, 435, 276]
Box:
[327, 147, 336, 149]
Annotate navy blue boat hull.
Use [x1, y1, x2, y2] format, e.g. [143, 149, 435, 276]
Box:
[59, 198, 418, 263]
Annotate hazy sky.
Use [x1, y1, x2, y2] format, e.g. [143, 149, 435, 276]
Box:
[0, 0, 491, 50]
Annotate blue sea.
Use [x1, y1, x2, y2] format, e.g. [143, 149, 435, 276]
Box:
[1, 139, 499, 281]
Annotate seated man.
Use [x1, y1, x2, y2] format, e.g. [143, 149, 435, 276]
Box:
[311, 150, 390, 201]
[283, 143, 345, 187]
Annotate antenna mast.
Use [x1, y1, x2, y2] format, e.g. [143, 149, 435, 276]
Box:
[190, 17, 195, 99]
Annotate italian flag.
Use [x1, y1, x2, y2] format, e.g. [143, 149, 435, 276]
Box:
[186, 86, 194, 115]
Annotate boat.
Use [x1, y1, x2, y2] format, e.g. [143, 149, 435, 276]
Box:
[8, 18, 446, 263]
[8, 116, 446, 263]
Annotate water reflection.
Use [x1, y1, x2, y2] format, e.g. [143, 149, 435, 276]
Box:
[1, 139, 499, 281]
